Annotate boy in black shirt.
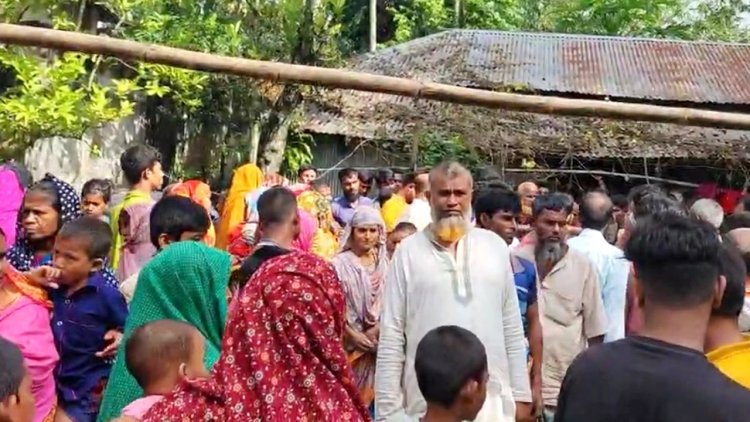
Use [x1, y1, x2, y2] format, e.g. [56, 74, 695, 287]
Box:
[556, 213, 750, 422]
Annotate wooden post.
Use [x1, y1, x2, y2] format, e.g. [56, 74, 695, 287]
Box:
[369, 0, 377, 52]
[2, 24, 750, 130]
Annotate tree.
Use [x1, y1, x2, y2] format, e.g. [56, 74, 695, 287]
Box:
[386, 0, 750, 43]
[0, 0, 348, 176]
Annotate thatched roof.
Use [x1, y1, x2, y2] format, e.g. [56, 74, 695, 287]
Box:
[303, 30, 750, 161]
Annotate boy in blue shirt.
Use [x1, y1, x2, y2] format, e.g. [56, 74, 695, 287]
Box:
[475, 188, 543, 419]
[47, 217, 128, 422]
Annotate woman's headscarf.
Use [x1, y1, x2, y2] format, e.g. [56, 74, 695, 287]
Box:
[170, 180, 216, 246]
[97, 242, 232, 421]
[8, 174, 119, 287]
[0, 165, 27, 247]
[292, 209, 317, 253]
[8, 174, 81, 271]
[216, 164, 263, 249]
[115, 203, 156, 281]
[331, 207, 388, 332]
[142, 252, 371, 422]
[2, 265, 51, 309]
[298, 190, 339, 260]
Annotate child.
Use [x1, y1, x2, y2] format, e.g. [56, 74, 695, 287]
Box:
[415, 325, 488, 422]
[311, 179, 333, 202]
[49, 217, 128, 422]
[80, 179, 114, 222]
[0, 227, 58, 422]
[386, 222, 417, 259]
[120, 320, 209, 420]
[118, 196, 210, 302]
[0, 336, 36, 422]
[110, 145, 164, 271]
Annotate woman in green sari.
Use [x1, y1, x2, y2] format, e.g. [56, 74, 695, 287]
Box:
[97, 241, 231, 421]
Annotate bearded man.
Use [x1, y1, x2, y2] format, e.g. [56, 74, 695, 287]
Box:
[515, 193, 607, 422]
[375, 162, 532, 422]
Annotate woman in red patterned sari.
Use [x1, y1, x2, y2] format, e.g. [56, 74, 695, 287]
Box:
[142, 252, 371, 422]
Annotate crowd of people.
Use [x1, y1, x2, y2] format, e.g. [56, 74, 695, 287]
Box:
[0, 145, 749, 422]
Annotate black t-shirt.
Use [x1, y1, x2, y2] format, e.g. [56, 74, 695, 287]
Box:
[235, 245, 290, 288]
[556, 336, 750, 422]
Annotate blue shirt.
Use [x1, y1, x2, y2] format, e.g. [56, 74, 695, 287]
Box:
[568, 228, 629, 342]
[511, 254, 537, 335]
[51, 271, 128, 404]
[331, 195, 375, 226]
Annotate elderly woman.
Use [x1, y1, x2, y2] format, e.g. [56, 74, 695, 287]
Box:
[330, 206, 388, 408]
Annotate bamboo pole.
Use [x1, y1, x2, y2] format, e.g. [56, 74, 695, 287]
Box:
[2, 23, 750, 130]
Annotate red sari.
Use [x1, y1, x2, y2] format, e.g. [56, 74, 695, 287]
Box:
[143, 252, 371, 422]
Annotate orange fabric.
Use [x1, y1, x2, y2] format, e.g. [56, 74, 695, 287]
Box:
[216, 165, 264, 249]
[170, 180, 216, 246]
[3, 265, 51, 309]
[347, 351, 376, 406]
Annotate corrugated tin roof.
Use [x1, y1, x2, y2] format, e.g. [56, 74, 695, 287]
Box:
[304, 94, 750, 159]
[350, 30, 750, 104]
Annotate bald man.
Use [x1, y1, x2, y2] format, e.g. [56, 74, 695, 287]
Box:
[517, 181, 539, 237]
[568, 191, 629, 342]
[727, 228, 750, 332]
[517, 181, 539, 212]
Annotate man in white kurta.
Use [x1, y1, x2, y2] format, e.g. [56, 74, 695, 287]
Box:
[374, 162, 531, 421]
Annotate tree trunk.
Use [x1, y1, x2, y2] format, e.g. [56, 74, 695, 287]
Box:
[454, 0, 461, 27]
[248, 118, 260, 164]
[369, 0, 377, 51]
[259, 112, 294, 172]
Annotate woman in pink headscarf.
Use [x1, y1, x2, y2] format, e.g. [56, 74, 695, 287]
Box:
[291, 209, 317, 253]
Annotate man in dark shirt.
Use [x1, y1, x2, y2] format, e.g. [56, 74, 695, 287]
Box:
[556, 213, 750, 422]
[236, 187, 298, 288]
[331, 168, 375, 227]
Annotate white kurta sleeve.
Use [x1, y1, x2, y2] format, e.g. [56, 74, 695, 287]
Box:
[502, 263, 533, 403]
[374, 246, 409, 420]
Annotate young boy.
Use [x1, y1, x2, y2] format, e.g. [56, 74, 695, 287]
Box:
[0, 336, 36, 422]
[80, 179, 114, 222]
[50, 217, 129, 422]
[414, 325, 489, 422]
[118, 196, 210, 302]
[110, 145, 164, 270]
[120, 320, 209, 420]
[386, 222, 417, 259]
[474, 189, 542, 413]
[705, 240, 750, 388]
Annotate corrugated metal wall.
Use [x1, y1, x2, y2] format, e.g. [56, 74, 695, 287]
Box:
[310, 136, 410, 197]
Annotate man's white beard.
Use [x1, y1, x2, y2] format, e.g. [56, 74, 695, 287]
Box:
[431, 209, 471, 243]
[536, 240, 565, 266]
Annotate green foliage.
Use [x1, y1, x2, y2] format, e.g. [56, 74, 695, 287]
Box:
[0, 49, 136, 158]
[281, 131, 315, 178]
[416, 130, 479, 169]
[2, 0, 748, 168]
[387, 0, 750, 43]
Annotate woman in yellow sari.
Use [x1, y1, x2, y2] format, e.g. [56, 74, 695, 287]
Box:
[297, 189, 339, 260]
[215, 164, 263, 249]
